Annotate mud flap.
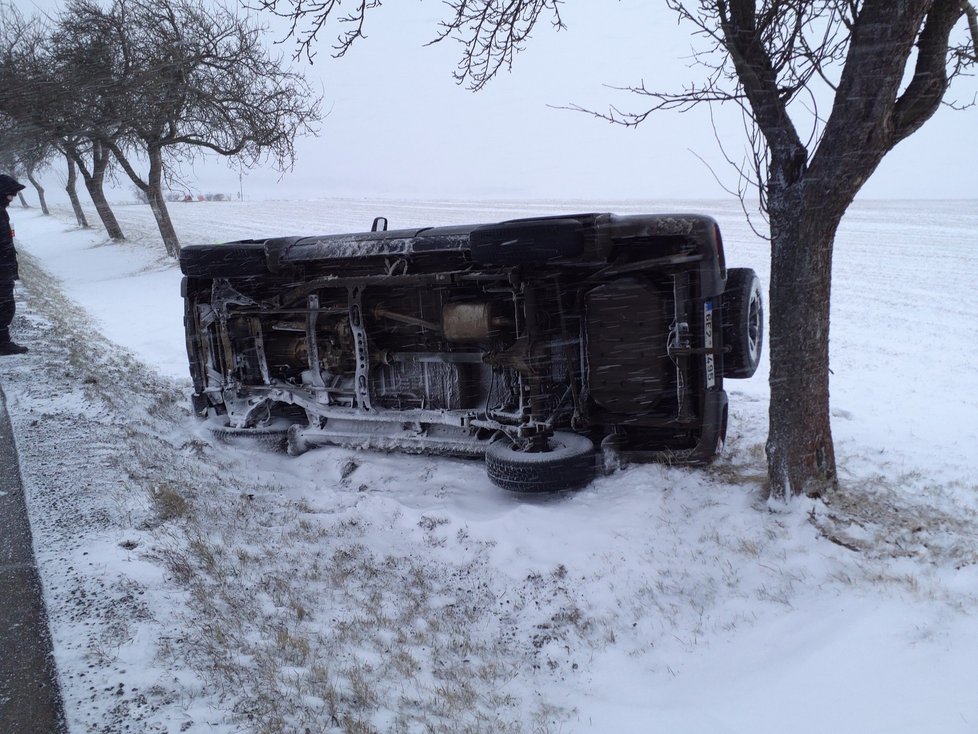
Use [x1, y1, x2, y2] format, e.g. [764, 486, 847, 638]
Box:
[622, 389, 728, 466]
[690, 389, 729, 463]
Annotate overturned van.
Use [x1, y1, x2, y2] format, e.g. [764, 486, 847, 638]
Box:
[180, 212, 763, 493]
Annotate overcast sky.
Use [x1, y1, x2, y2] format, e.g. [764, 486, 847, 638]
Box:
[12, 0, 978, 202]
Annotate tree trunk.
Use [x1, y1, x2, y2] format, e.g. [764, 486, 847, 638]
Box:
[106, 142, 180, 256]
[765, 189, 845, 500]
[66, 143, 125, 240]
[17, 192, 29, 208]
[147, 187, 180, 257]
[88, 144, 125, 241]
[146, 147, 180, 257]
[64, 153, 89, 228]
[26, 171, 48, 215]
[81, 173, 125, 241]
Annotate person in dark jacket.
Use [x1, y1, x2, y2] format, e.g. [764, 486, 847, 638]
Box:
[0, 174, 28, 355]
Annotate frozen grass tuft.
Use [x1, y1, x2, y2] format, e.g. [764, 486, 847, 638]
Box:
[150, 483, 189, 520]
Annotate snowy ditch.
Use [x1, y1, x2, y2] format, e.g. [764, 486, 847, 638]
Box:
[1, 198, 977, 733]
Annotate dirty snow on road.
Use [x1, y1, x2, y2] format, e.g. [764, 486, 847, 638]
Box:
[2, 197, 977, 733]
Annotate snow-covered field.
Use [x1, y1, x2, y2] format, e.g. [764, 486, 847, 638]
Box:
[3, 197, 978, 733]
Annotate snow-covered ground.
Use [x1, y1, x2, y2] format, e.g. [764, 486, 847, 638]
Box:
[2, 197, 978, 733]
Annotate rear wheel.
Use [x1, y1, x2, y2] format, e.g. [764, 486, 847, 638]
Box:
[485, 432, 596, 493]
[721, 268, 763, 379]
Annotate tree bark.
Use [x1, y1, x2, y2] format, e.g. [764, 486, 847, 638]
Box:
[82, 171, 125, 241]
[63, 153, 89, 228]
[765, 187, 846, 499]
[66, 143, 125, 240]
[25, 170, 48, 215]
[108, 143, 181, 257]
[146, 147, 180, 257]
[146, 187, 180, 257]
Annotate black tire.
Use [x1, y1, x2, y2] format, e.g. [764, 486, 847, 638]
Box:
[485, 432, 596, 493]
[721, 268, 763, 379]
[180, 240, 270, 278]
[209, 421, 292, 452]
[469, 218, 584, 265]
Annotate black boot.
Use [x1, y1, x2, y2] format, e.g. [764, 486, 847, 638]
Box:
[0, 341, 28, 355]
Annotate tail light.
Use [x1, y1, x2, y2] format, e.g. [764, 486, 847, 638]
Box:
[713, 222, 726, 278]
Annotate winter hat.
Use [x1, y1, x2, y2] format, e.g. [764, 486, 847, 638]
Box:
[0, 174, 26, 196]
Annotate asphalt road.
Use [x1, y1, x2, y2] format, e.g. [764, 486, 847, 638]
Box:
[0, 384, 67, 733]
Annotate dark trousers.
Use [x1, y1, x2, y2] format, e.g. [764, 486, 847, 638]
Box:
[0, 278, 14, 343]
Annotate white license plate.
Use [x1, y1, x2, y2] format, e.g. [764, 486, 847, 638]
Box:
[704, 301, 716, 388]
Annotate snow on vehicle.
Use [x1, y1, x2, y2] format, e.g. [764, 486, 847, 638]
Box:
[180, 212, 763, 492]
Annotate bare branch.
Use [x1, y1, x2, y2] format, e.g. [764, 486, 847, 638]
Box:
[249, 0, 563, 90]
[425, 0, 563, 91]
[248, 0, 383, 64]
[716, 0, 805, 164]
[960, 0, 978, 61]
[892, 0, 962, 140]
[550, 77, 743, 128]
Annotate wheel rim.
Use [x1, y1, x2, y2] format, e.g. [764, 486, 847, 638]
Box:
[747, 287, 762, 361]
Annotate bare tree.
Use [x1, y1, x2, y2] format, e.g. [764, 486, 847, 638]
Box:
[45, 0, 151, 242]
[0, 116, 54, 214]
[668, 1, 976, 499]
[57, 0, 320, 257]
[0, 4, 127, 239]
[256, 0, 976, 500]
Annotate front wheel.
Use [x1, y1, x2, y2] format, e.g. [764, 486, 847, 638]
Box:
[721, 268, 764, 379]
[485, 432, 596, 493]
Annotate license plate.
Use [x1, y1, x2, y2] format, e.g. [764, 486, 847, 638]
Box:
[704, 301, 716, 388]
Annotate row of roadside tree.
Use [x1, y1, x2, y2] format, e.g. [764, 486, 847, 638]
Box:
[0, 0, 321, 256]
